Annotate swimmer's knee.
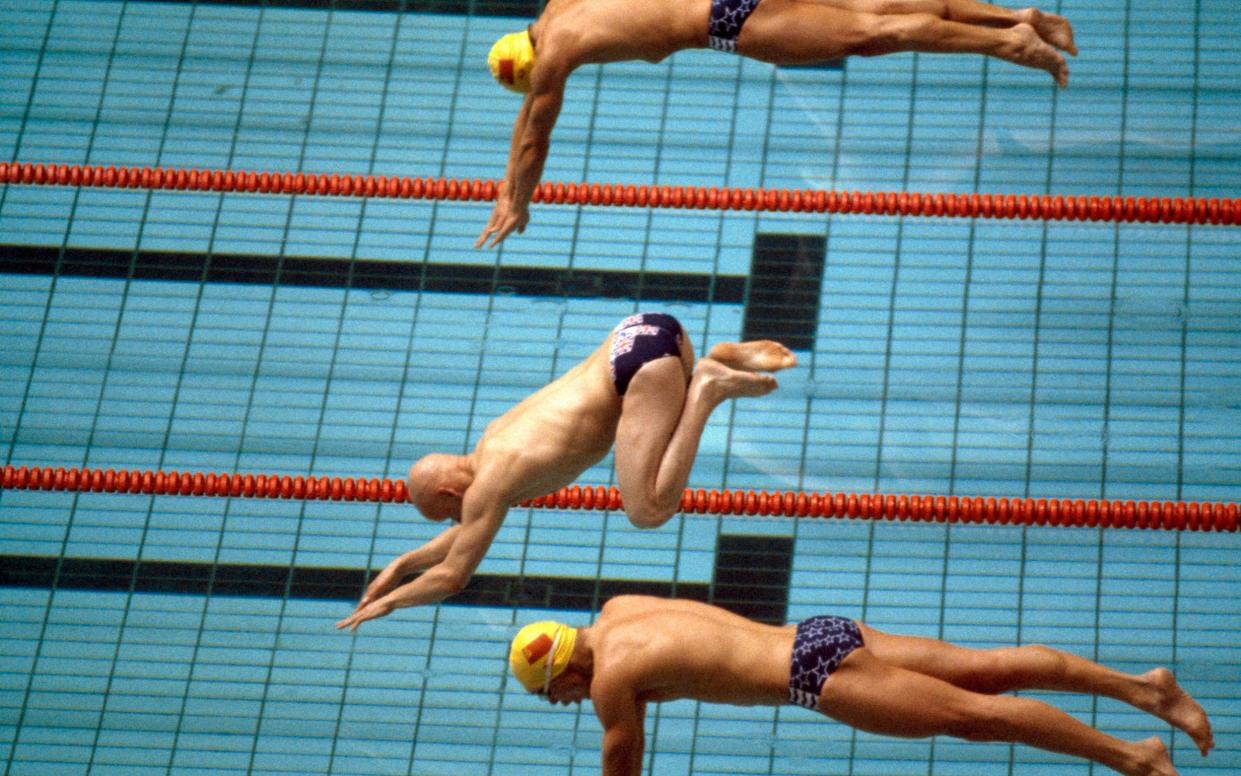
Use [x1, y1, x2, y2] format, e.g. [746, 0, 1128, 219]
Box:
[897, 0, 948, 18]
[626, 504, 677, 529]
[626, 510, 666, 529]
[850, 13, 938, 57]
[843, 21, 897, 58]
[857, 0, 943, 16]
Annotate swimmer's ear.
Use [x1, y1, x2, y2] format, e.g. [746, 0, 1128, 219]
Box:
[437, 485, 464, 499]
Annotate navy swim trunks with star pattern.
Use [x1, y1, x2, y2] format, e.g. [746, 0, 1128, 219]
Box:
[708, 0, 761, 53]
[788, 615, 864, 710]
[608, 313, 684, 396]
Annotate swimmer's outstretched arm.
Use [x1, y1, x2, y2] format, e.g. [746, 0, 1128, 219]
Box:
[476, 56, 569, 248]
[594, 675, 646, 776]
[336, 492, 507, 631]
[347, 525, 462, 615]
[475, 104, 529, 248]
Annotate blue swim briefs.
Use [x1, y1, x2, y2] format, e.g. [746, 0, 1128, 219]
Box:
[608, 313, 684, 396]
[788, 615, 863, 710]
[708, 0, 762, 53]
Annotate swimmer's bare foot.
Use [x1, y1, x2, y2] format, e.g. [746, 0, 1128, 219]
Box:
[1016, 7, 1077, 56]
[1004, 23, 1068, 87]
[706, 340, 798, 373]
[1127, 736, 1177, 776]
[692, 357, 778, 402]
[1142, 668, 1214, 756]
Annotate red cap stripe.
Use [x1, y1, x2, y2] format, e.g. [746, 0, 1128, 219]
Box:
[522, 633, 553, 665]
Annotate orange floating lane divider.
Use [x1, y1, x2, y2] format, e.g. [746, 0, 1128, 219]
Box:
[2, 161, 1237, 226]
[0, 465, 408, 504]
[3, 465, 1237, 532]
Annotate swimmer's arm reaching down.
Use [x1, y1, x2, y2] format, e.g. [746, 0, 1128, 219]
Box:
[347, 524, 462, 615]
[335, 491, 507, 630]
[476, 53, 570, 248]
[593, 673, 647, 776]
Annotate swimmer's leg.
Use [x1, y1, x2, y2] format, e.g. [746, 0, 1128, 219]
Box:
[613, 346, 779, 529]
[856, 623, 1214, 757]
[740, 2, 1068, 86]
[816, 0, 1011, 21]
[808, 1, 1075, 54]
[820, 649, 1178, 776]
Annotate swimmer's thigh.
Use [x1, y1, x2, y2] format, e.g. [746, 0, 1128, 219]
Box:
[613, 356, 689, 503]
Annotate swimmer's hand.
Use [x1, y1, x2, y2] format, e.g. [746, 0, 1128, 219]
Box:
[336, 598, 394, 632]
[475, 192, 529, 248]
[357, 561, 407, 610]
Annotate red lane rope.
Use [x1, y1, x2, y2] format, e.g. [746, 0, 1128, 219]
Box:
[3, 465, 1237, 532]
[2, 161, 1237, 226]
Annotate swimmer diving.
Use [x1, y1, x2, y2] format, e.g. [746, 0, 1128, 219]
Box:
[475, 0, 1077, 248]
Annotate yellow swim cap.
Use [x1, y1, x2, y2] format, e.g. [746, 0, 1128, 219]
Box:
[509, 620, 577, 692]
[488, 30, 535, 93]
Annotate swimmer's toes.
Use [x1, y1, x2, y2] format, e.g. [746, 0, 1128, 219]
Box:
[695, 359, 778, 399]
[755, 341, 798, 372]
[1007, 24, 1064, 86]
[755, 374, 779, 395]
[1053, 20, 1078, 56]
[1146, 668, 1214, 755]
[731, 372, 778, 398]
[1019, 7, 1077, 56]
[777, 343, 798, 370]
[1132, 737, 1176, 776]
[721, 340, 798, 372]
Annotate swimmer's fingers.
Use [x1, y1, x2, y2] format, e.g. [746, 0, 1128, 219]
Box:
[487, 221, 518, 248]
[336, 600, 393, 632]
[477, 218, 517, 248]
[480, 219, 517, 248]
[475, 220, 500, 249]
[492, 210, 530, 247]
[357, 574, 396, 611]
[337, 603, 372, 630]
[362, 566, 400, 603]
[475, 201, 507, 248]
[336, 614, 368, 632]
[335, 612, 362, 630]
[353, 588, 390, 615]
[476, 222, 499, 249]
[476, 199, 528, 248]
[340, 600, 381, 628]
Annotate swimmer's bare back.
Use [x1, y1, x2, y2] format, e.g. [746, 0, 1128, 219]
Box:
[533, 0, 710, 66]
